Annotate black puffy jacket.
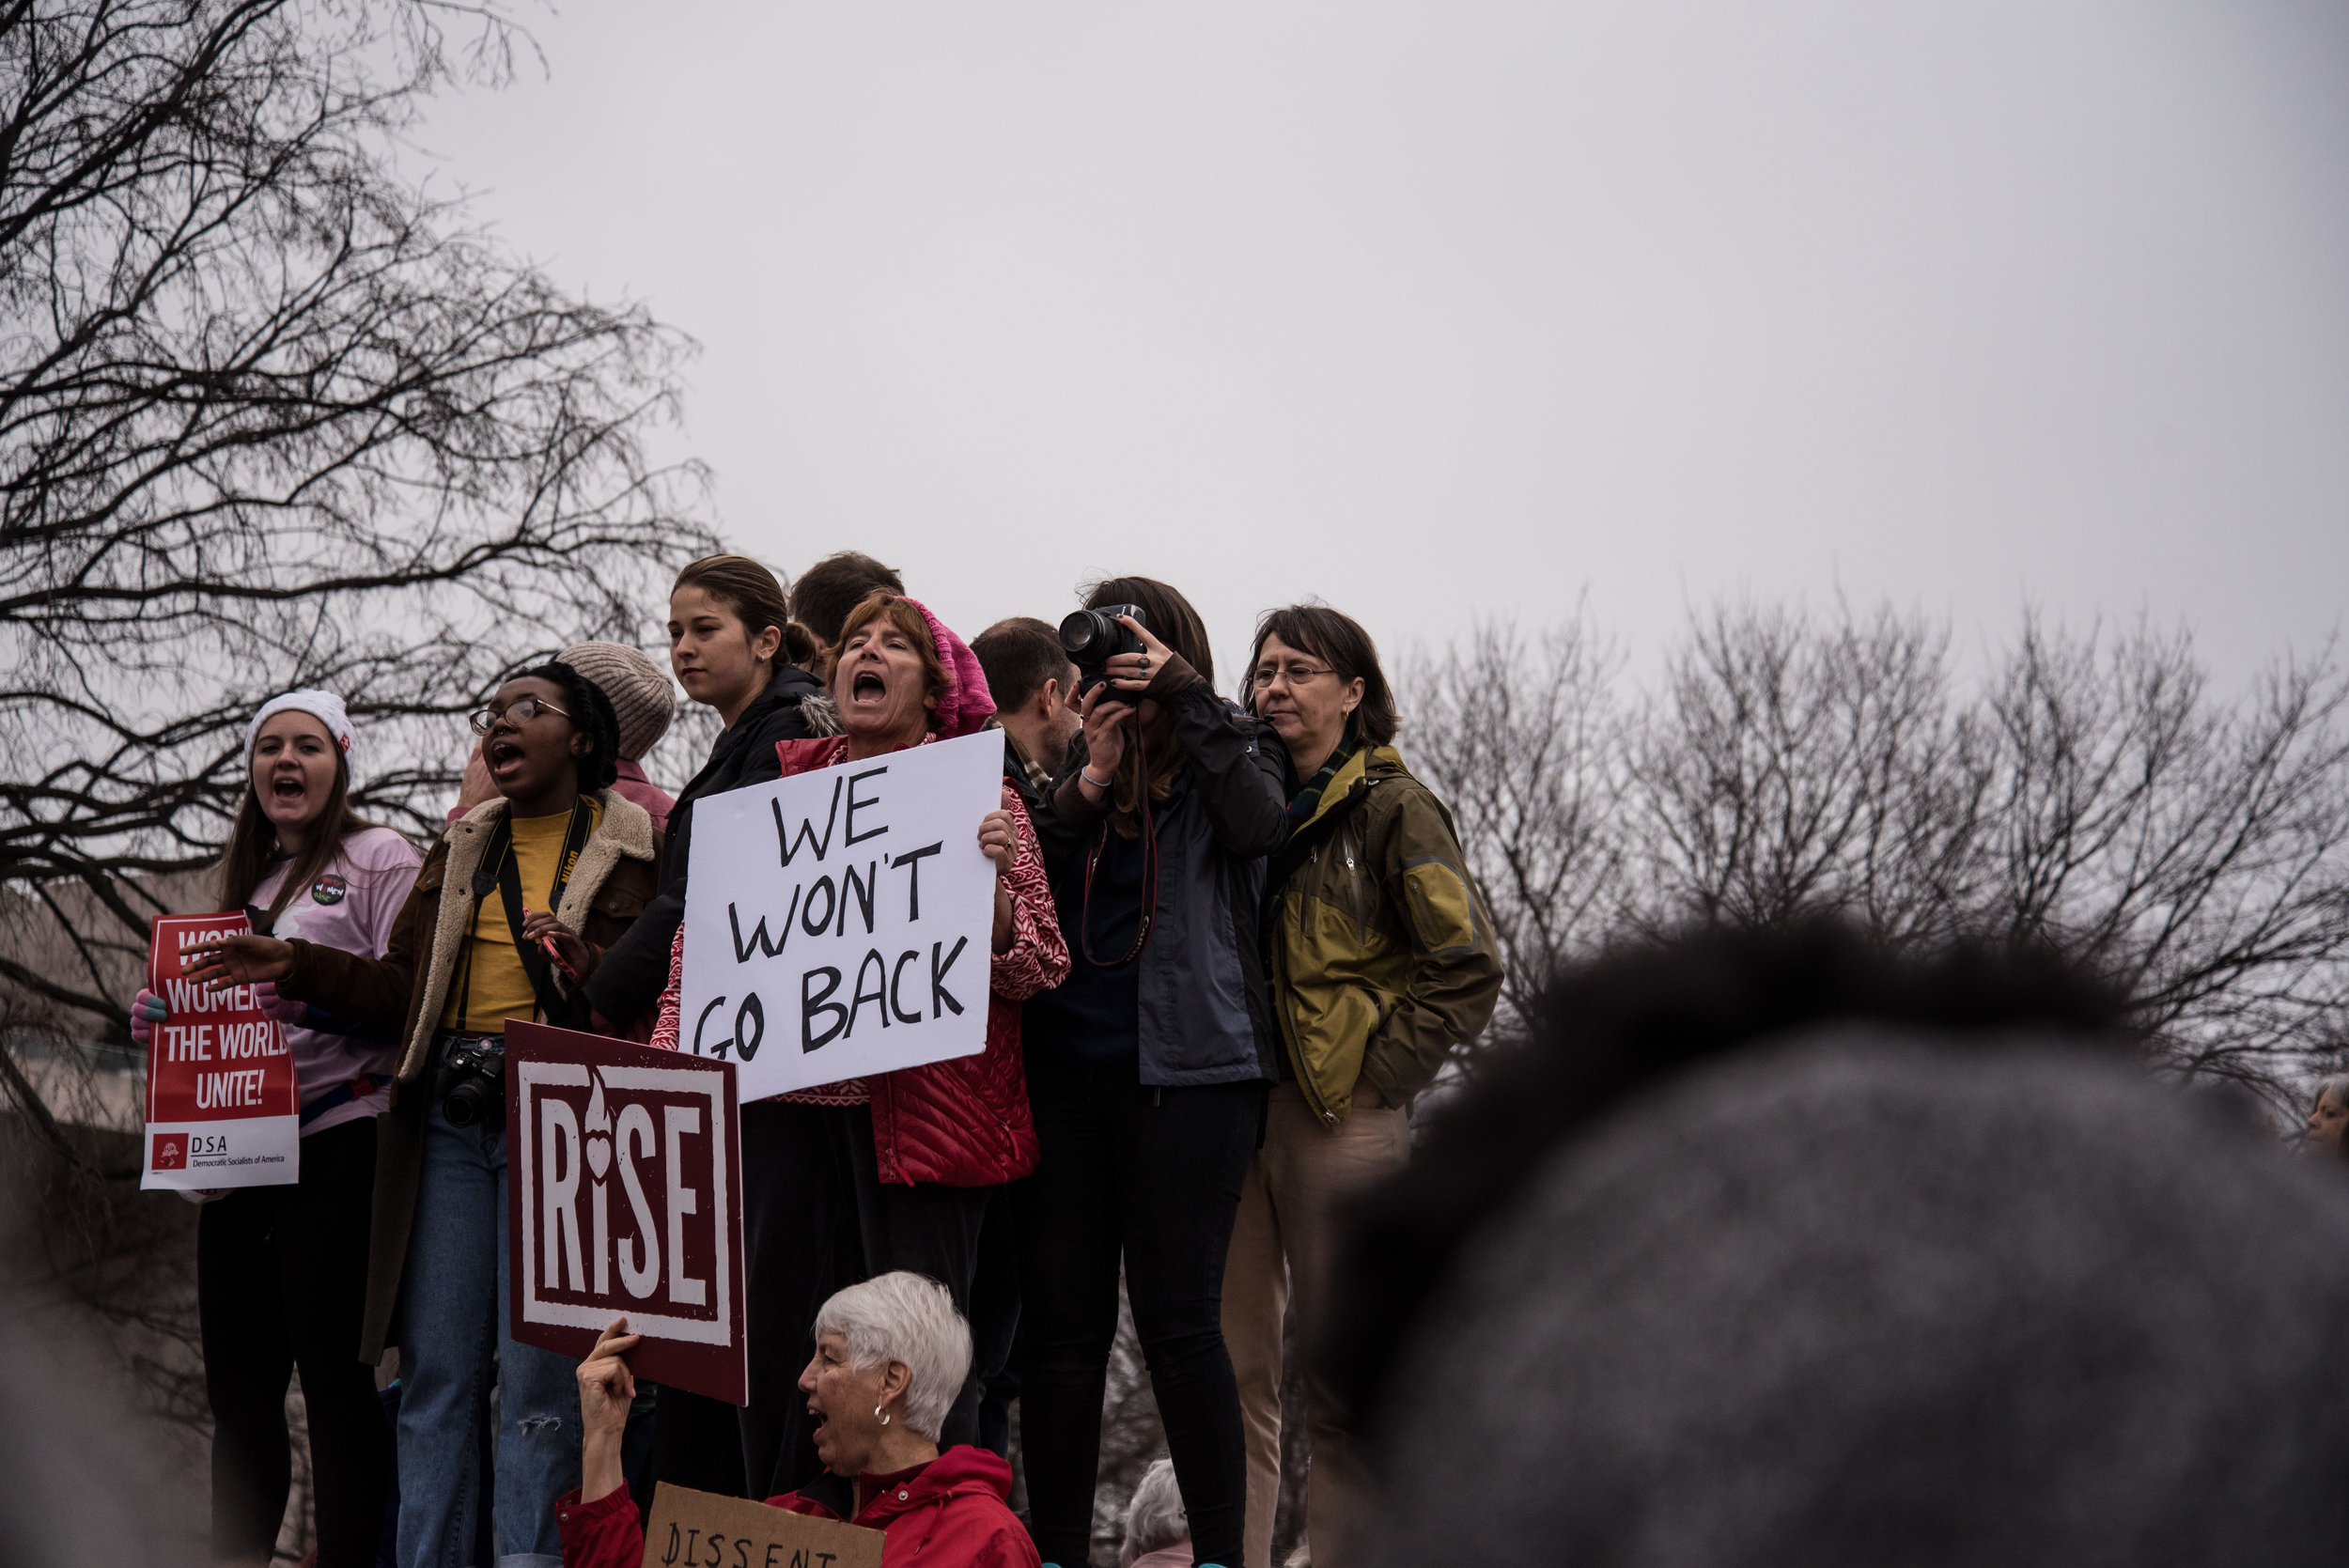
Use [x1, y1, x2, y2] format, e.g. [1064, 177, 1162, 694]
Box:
[584, 663, 824, 1024]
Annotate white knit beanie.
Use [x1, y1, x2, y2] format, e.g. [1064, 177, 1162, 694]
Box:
[558, 643, 676, 762]
[246, 690, 356, 781]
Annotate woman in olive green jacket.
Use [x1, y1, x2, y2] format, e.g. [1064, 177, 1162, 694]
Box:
[1220, 604, 1502, 1568]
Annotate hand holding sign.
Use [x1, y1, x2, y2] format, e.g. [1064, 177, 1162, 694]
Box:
[181, 932, 295, 989]
[977, 808, 1020, 954]
[976, 809, 1019, 872]
[577, 1316, 642, 1507]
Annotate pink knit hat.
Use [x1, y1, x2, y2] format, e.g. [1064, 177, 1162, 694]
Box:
[900, 597, 996, 739]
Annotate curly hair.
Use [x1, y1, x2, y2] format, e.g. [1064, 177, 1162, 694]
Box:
[511, 660, 622, 793]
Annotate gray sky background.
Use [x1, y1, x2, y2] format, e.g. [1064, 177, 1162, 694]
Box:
[412, 0, 2349, 694]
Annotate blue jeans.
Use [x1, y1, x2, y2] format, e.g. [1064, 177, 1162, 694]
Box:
[392, 1083, 583, 1567]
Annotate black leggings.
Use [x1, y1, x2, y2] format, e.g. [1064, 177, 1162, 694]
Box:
[736, 1099, 994, 1498]
[1014, 1062, 1264, 1567]
[197, 1117, 392, 1567]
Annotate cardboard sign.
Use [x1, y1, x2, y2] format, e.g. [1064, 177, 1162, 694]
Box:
[679, 730, 1005, 1100]
[638, 1483, 884, 1568]
[142, 913, 299, 1189]
[506, 1021, 747, 1405]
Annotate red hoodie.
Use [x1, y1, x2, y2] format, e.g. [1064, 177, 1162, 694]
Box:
[553, 1446, 1039, 1568]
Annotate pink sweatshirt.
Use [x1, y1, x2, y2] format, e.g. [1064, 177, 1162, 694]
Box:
[250, 826, 422, 1137]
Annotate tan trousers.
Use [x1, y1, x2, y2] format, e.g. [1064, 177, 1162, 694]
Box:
[1221, 1081, 1412, 1568]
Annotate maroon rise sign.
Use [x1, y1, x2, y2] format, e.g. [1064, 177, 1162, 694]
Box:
[506, 1021, 747, 1404]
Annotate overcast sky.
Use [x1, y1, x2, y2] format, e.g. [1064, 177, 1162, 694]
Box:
[412, 0, 2349, 693]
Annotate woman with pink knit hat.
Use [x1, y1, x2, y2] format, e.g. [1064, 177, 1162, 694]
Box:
[644, 590, 1069, 1500]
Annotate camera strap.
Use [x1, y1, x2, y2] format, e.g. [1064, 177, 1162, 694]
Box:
[453, 799, 595, 1031]
[1079, 728, 1160, 970]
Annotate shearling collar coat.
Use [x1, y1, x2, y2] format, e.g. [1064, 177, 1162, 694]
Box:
[279, 788, 661, 1358]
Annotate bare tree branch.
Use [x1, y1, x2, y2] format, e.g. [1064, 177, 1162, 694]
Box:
[1407, 601, 2349, 1112]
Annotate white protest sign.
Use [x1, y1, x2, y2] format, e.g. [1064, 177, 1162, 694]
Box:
[680, 730, 1005, 1100]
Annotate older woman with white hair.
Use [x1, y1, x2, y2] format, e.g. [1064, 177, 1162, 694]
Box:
[555, 1272, 1038, 1568]
[1121, 1459, 1193, 1568]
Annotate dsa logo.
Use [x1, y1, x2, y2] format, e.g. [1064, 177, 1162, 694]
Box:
[514, 1058, 734, 1349]
[152, 1133, 188, 1170]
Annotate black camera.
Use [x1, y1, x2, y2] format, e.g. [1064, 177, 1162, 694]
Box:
[1059, 603, 1146, 703]
[436, 1034, 506, 1128]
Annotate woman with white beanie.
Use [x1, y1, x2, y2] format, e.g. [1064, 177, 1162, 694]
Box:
[129, 691, 423, 1568]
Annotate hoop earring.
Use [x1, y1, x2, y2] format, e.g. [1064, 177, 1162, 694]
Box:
[875, 1404, 891, 1426]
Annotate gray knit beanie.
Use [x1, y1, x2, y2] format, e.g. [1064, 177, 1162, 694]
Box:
[557, 642, 675, 762]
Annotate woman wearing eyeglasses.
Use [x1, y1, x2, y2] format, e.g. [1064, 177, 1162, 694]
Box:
[186, 661, 662, 1568]
[1221, 605, 1501, 1568]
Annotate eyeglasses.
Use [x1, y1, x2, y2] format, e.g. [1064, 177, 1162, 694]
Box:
[468, 695, 572, 735]
[1251, 661, 1337, 691]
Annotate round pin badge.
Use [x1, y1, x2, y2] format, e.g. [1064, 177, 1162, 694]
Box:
[311, 871, 349, 906]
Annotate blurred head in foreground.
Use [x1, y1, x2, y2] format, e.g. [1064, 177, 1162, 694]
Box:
[2305, 1073, 2349, 1155]
[1325, 922, 2349, 1566]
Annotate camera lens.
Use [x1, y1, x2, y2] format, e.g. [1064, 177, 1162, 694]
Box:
[437, 1041, 503, 1127]
[1059, 610, 1104, 655]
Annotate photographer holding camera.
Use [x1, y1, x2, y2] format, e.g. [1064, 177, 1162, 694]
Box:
[1016, 577, 1289, 1568]
[187, 662, 661, 1568]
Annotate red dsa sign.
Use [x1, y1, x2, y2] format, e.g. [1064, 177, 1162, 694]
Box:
[505, 1021, 747, 1405]
[148, 913, 298, 1123]
[143, 912, 299, 1190]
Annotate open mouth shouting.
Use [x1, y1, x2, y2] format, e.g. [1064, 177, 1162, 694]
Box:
[848, 667, 890, 706]
[486, 735, 528, 781]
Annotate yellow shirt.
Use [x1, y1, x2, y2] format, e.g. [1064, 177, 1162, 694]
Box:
[441, 800, 602, 1033]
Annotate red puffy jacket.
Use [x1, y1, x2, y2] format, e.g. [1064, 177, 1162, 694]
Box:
[649, 737, 1068, 1186]
[775, 737, 1067, 1187]
[554, 1445, 1040, 1568]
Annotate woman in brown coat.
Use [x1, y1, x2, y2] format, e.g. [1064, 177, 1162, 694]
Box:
[189, 661, 661, 1567]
